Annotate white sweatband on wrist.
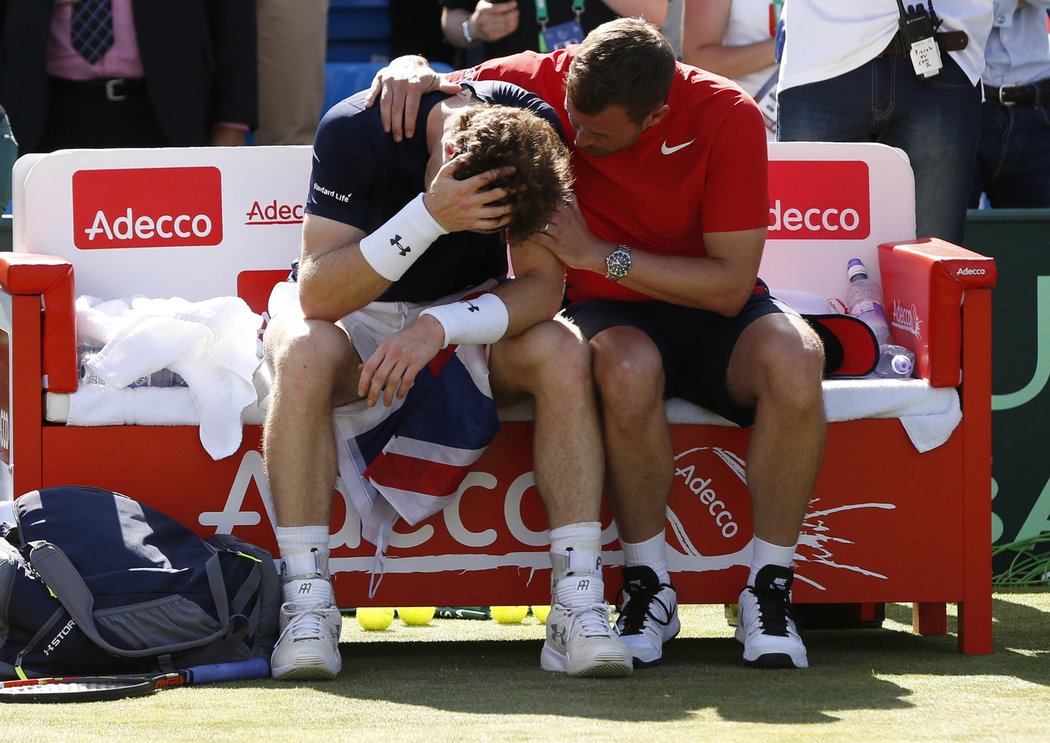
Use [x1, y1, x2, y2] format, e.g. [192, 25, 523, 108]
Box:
[358, 193, 448, 281]
[419, 293, 510, 348]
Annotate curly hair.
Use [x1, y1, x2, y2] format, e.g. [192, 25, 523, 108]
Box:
[448, 105, 573, 244]
[567, 18, 676, 124]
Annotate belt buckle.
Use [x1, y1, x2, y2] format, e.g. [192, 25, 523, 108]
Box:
[997, 84, 1016, 106]
[105, 79, 127, 102]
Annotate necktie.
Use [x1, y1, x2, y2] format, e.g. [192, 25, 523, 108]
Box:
[71, 0, 114, 64]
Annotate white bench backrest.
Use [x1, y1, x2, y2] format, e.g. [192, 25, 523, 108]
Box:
[12, 141, 915, 308]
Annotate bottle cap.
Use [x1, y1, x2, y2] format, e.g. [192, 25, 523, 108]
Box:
[891, 354, 913, 376]
[847, 258, 868, 281]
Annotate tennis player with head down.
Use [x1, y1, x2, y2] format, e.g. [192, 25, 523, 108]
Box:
[263, 80, 637, 680]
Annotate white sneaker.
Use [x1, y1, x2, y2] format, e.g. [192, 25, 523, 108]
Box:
[271, 577, 343, 680]
[540, 549, 632, 678]
[735, 565, 809, 669]
[614, 565, 681, 667]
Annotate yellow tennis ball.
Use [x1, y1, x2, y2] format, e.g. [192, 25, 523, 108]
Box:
[397, 606, 436, 626]
[490, 605, 529, 624]
[356, 607, 394, 631]
[531, 605, 551, 624]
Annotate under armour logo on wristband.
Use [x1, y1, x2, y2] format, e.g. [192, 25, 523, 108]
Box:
[390, 234, 410, 256]
[465, 301, 479, 312]
[71, 0, 114, 64]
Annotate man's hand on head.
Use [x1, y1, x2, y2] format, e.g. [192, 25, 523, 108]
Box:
[531, 195, 606, 274]
[423, 157, 517, 234]
[365, 56, 461, 141]
[358, 315, 447, 407]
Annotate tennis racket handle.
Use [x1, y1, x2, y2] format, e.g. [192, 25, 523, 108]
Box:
[183, 657, 271, 685]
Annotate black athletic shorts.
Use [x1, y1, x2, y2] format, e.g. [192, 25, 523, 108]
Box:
[560, 292, 784, 426]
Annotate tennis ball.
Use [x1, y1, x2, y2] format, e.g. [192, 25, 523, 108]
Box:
[356, 606, 394, 631]
[397, 606, 436, 626]
[531, 605, 551, 624]
[490, 605, 529, 624]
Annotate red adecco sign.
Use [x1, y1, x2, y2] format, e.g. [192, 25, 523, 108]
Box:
[768, 160, 870, 240]
[72, 167, 223, 249]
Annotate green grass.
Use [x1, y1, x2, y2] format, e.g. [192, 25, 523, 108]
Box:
[4, 592, 1050, 742]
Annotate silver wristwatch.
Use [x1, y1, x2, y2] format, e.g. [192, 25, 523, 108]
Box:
[604, 244, 632, 282]
[461, 19, 474, 45]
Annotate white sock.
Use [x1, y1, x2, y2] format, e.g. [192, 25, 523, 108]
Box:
[276, 524, 331, 580]
[620, 532, 670, 584]
[548, 521, 601, 556]
[748, 536, 797, 585]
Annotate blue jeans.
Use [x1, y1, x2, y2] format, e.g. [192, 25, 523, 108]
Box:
[778, 54, 981, 245]
[970, 100, 1050, 208]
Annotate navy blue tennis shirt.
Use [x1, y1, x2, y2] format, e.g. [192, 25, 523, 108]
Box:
[305, 81, 565, 303]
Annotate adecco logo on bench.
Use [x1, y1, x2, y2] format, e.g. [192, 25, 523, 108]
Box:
[72, 167, 223, 249]
[767, 160, 870, 240]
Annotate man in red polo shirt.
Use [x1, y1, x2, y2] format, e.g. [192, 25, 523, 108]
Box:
[370, 17, 823, 670]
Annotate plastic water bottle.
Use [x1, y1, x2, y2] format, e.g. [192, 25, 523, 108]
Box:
[846, 258, 891, 344]
[77, 342, 186, 388]
[875, 344, 916, 379]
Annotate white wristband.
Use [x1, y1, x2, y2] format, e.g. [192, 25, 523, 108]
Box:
[358, 193, 448, 282]
[419, 293, 510, 348]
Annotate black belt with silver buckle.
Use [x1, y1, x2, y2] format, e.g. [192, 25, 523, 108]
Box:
[983, 80, 1050, 107]
[48, 76, 147, 102]
[877, 30, 969, 59]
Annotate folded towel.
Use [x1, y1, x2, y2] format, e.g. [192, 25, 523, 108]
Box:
[662, 380, 960, 453]
[65, 385, 201, 426]
[823, 378, 961, 453]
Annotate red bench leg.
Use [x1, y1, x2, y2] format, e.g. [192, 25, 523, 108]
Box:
[912, 602, 948, 635]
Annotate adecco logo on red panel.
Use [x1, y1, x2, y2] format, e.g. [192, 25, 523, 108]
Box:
[72, 167, 223, 249]
[768, 161, 870, 240]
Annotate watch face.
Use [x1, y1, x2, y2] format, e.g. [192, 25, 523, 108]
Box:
[605, 246, 631, 281]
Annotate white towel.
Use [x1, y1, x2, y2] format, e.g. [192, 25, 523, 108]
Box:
[65, 385, 201, 426]
[657, 381, 960, 453]
[822, 378, 962, 453]
[73, 295, 263, 459]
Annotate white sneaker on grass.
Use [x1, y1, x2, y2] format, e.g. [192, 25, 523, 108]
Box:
[271, 576, 342, 680]
[540, 548, 633, 678]
[614, 565, 681, 667]
[735, 564, 809, 669]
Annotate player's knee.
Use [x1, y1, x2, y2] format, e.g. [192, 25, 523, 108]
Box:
[269, 319, 351, 387]
[529, 320, 593, 385]
[759, 328, 825, 409]
[591, 329, 664, 407]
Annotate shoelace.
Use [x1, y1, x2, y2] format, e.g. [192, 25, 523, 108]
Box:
[569, 601, 615, 638]
[278, 599, 334, 642]
[748, 587, 792, 637]
[617, 585, 673, 636]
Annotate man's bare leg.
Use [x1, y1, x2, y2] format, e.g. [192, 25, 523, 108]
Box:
[491, 320, 632, 677]
[727, 313, 825, 669]
[588, 326, 680, 666]
[263, 312, 362, 681]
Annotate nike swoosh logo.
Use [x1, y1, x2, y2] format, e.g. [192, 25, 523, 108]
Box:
[661, 139, 695, 155]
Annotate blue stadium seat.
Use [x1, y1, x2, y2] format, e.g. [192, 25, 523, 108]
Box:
[323, 62, 385, 113]
[327, 0, 391, 63]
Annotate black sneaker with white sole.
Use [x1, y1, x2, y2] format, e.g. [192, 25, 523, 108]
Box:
[735, 564, 809, 669]
[614, 565, 680, 667]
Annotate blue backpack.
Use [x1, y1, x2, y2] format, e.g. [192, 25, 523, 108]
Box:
[0, 486, 279, 680]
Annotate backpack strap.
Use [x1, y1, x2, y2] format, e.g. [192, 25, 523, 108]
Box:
[26, 540, 233, 659]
